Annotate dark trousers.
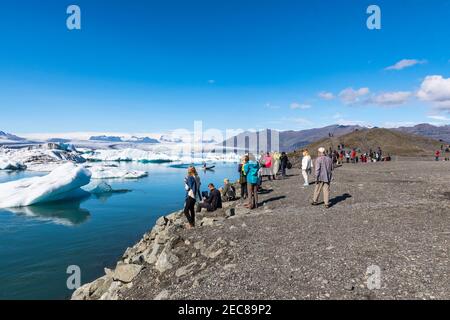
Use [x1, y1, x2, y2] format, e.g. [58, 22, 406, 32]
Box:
[240, 182, 248, 199]
[247, 183, 258, 209]
[184, 197, 196, 226]
[281, 165, 287, 177]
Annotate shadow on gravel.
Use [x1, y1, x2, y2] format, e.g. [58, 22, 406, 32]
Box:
[329, 193, 352, 207]
[260, 196, 286, 205]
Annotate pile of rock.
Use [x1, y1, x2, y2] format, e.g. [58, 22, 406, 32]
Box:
[71, 200, 252, 300]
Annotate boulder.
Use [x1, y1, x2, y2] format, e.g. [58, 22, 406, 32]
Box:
[71, 283, 91, 300]
[225, 208, 235, 217]
[155, 249, 179, 273]
[175, 262, 197, 277]
[144, 243, 161, 265]
[113, 263, 143, 283]
[89, 276, 114, 300]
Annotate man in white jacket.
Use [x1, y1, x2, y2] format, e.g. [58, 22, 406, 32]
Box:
[301, 149, 313, 186]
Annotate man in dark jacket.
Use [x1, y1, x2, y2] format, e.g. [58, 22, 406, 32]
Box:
[199, 183, 222, 212]
[280, 152, 289, 178]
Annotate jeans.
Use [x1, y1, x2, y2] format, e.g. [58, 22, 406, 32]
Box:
[240, 182, 248, 199]
[184, 197, 196, 226]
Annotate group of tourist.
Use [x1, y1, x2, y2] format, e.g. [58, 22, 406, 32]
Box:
[182, 151, 291, 228]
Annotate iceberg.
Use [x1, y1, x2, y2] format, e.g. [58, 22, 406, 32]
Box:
[0, 163, 91, 209]
[0, 160, 27, 171]
[0, 144, 85, 172]
[82, 148, 241, 163]
[86, 165, 148, 179]
[86, 182, 131, 195]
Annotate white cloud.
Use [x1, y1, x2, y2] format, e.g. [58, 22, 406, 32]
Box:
[339, 87, 370, 104]
[335, 118, 369, 127]
[417, 75, 450, 111]
[383, 121, 420, 128]
[290, 102, 311, 110]
[265, 102, 281, 110]
[318, 91, 335, 100]
[385, 59, 427, 71]
[427, 115, 450, 122]
[366, 91, 412, 106]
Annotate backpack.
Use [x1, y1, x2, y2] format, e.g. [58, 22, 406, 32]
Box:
[287, 161, 292, 170]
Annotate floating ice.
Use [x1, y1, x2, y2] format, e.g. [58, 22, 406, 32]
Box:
[0, 163, 91, 208]
[86, 165, 148, 179]
[0, 160, 26, 171]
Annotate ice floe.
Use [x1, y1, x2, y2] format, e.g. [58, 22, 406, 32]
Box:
[0, 160, 27, 171]
[0, 163, 91, 209]
[86, 165, 148, 179]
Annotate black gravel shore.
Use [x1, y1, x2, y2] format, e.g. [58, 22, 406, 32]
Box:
[75, 160, 449, 300]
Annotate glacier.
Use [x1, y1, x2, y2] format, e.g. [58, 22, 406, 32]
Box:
[0, 163, 91, 209]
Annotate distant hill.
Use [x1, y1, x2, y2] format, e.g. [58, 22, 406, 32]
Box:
[89, 135, 160, 144]
[220, 125, 364, 153]
[0, 131, 26, 142]
[292, 128, 442, 158]
[280, 125, 363, 151]
[396, 123, 450, 143]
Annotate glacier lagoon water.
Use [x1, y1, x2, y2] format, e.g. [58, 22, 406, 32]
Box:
[0, 162, 239, 300]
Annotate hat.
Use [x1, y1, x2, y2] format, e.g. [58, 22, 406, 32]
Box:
[318, 147, 326, 153]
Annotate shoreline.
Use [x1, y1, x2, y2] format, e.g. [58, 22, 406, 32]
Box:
[71, 190, 244, 300]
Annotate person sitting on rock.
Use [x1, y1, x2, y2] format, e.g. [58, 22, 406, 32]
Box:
[220, 179, 236, 202]
[198, 183, 222, 212]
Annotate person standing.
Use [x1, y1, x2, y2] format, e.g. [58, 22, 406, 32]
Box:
[238, 159, 248, 200]
[435, 150, 441, 161]
[183, 167, 198, 228]
[280, 152, 289, 178]
[312, 147, 333, 208]
[272, 152, 281, 178]
[244, 154, 260, 209]
[301, 149, 313, 186]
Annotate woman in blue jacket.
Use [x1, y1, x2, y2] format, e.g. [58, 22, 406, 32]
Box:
[184, 167, 198, 228]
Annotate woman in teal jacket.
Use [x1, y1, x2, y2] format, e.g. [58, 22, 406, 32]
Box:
[243, 155, 260, 209]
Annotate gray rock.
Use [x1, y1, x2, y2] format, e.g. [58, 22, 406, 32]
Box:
[154, 289, 170, 300]
[156, 216, 168, 226]
[99, 281, 122, 300]
[155, 249, 179, 273]
[175, 262, 197, 277]
[113, 264, 143, 283]
[71, 283, 91, 300]
[144, 243, 161, 265]
[89, 276, 113, 300]
[226, 208, 236, 217]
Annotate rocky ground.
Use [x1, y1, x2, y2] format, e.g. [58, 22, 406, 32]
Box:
[72, 160, 449, 300]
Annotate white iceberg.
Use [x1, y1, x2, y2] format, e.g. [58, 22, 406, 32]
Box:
[82, 147, 241, 163]
[0, 160, 27, 171]
[86, 165, 148, 179]
[0, 144, 85, 172]
[0, 163, 91, 209]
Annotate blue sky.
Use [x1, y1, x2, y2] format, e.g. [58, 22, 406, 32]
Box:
[0, 0, 450, 135]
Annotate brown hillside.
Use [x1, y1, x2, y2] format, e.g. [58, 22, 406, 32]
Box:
[290, 128, 442, 158]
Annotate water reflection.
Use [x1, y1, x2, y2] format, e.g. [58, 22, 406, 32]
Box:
[5, 201, 91, 226]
